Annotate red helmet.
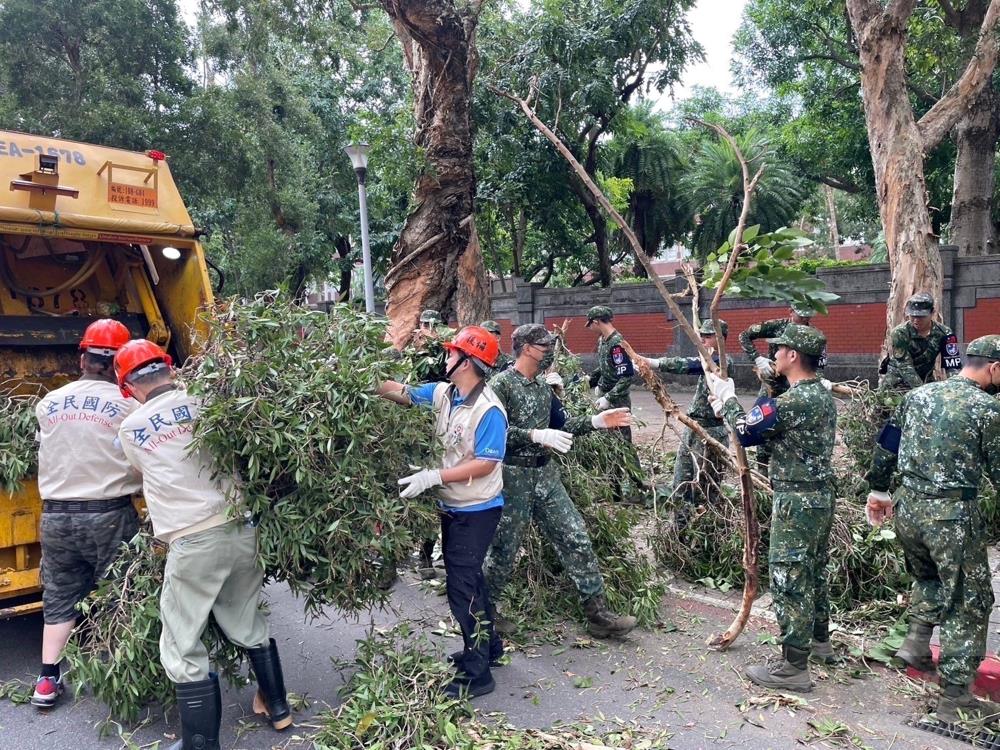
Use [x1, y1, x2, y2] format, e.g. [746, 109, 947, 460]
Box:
[114, 339, 173, 398]
[443, 325, 500, 368]
[79, 319, 131, 355]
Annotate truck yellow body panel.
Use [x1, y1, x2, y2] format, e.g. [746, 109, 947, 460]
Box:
[0, 130, 215, 617]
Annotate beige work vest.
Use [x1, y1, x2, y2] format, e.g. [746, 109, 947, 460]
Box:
[430, 381, 506, 509]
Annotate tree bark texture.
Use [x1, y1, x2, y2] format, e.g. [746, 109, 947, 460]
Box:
[950, 84, 1000, 256]
[845, 0, 1000, 338]
[381, 0, 488, 346]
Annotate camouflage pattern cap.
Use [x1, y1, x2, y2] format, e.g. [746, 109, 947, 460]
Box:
[767, 323, 827, 357]
[967, 335, 1000, 361]
[904, 292, 934, 317]
[585, 305, 614, 327]
[790, 302, 815, 318]
[419, 309, 442, 324]
[698, 318, 729, 337]
[512, 323, 557, 350]
[479, 320, 501, 336]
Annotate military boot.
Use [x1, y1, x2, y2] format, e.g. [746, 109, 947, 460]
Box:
[894, 620, 935, 672]
[745, 645, 812, 693]
[583, 595, 637, 639]
[247, 638, 293, 731]
[168, 674, 221, 750]
[811, 621, 840, 665]
[936, 683, 1000, 724]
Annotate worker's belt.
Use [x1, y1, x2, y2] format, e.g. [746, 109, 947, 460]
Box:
[42, 496, 132, 513]
[901, 478, 976, 501]
[505, 454, 550, 468]
[770, 479, 832, 492]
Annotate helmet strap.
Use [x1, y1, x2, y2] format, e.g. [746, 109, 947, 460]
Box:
[445, 352, 468, 381]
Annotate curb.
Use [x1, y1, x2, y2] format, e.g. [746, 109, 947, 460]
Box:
[905, 645, 1000, 699]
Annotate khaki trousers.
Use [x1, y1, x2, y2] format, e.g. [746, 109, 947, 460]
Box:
[160, 520, 269, 682]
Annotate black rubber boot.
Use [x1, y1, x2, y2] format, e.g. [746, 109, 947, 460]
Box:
[167, 674, 221, 750]
[247, 638, 292, 731]
[583, 595, 637, 639]
[745, 645, 812, 693]
[894, 620, 936, 672]
[937, 683, 1000, 724]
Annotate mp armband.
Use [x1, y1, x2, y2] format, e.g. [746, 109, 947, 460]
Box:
[734, 398, 778, 447]
[941, 334, 962, 371]
[876, 423, 901, 454]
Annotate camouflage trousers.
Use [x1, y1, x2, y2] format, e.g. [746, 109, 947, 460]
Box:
[670, 424, 729, 520]
[484, 463, 604, 601]
[895, 488, 993, 687]
[768, 486, 834, 652]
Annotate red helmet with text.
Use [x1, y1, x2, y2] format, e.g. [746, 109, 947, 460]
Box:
[79, 319, 131, 356]
[442, 325, 500, 368]
[114, 339, 173, 398]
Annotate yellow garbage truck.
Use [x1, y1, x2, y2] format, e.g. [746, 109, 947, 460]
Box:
[0, 130, 216, 618]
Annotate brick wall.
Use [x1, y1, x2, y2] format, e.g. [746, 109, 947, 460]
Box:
[547, 312, 676, 355]
[964, 298, 1000, 340]
[818, 303, 887, 354]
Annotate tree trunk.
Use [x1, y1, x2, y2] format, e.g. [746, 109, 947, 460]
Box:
[846, 0, 1000, 337]
[334, 235, 352, 302]
[456, 220, 492, 323]
[822, 183, 840, 257]
[380, 0, 487, 347]
[950, 85, 1000, 256]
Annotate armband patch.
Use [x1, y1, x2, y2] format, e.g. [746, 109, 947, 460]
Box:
[941, 334, 962, 370]
[735, 398, 778, 447]
[610, 345, 634, 377]
[818, 347, 828, 370]
[876, 423, 901, 454]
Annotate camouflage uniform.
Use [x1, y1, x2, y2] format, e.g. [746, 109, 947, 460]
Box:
[652, 320, 734, 516]
[739, 315, 827, 474]
[484, 366, 604, 600]
[878, 321, 961, 392]
[722, 325, 837, 655]
[866, 351, 1000, 688]
[586, 306, 634, 413]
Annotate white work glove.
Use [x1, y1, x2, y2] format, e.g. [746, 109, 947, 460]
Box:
[820, 378, 833, 391]
[591, 407, 631, 429]
[705, 371, 737, 405]
[754, 356, 775, 378]
[595, 396, 611, 410]
[398, 468, 442, 499]
[530, 428, 574, 454]
[865, 490, 893, 526]
[544, 372, 564, 388]
[641, 356, 660, 368]
[708, 394, 724, 418]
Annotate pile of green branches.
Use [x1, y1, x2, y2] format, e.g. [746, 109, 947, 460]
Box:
[498, 348, 663, 629]
[185, 295, 438, 615]
[313, 623, 672, 750]
[64, 531, 248, 725]
[0, 386, 39, 493]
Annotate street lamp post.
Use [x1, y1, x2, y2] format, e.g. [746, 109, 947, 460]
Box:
[344, 143, 376, 314]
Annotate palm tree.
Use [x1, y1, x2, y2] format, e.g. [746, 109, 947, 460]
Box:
[682, 128, 808, 259]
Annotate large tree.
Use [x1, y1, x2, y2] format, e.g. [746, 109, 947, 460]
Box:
[379, 0, 490, 346]
[845, 0, 1000, 329]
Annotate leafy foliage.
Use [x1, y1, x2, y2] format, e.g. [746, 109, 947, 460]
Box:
[64, 531, 248, 726]
[701, 226, 841, 313]
[0, 389, 39, 494]
[184, 295, 438, 615]
[313, 623, 673, 749]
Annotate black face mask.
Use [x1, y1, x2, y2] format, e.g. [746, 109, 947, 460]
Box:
[537, 349, 555, 371]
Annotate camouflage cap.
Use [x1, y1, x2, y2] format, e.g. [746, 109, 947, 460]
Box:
[479, 320, 501, 336]
[585, 305, 613, 327]
[512, 323, 557, 350]
[967, 335, 1000, 361]
[790, 302, 815, 318]
[419, 309, 442, 324]
[698, 318, 729, 337]
[904, 292, 934, 317]
[767, 323, 827, 357]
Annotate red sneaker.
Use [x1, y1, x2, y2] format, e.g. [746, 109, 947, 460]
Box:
[31, 675, 63, 708]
